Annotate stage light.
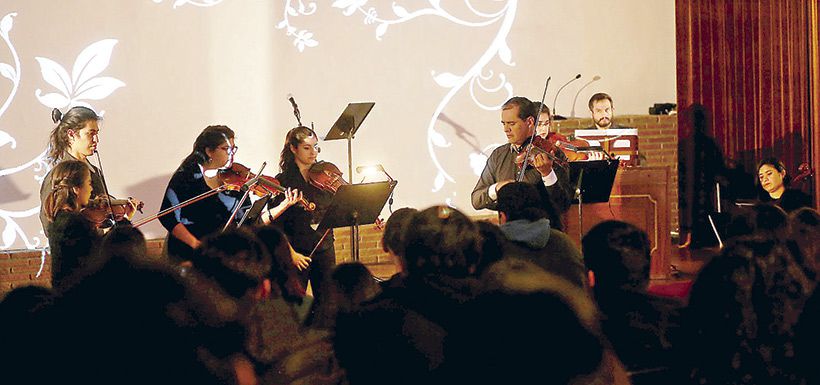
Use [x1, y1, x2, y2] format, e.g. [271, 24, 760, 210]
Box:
[356, 163, 393, 183]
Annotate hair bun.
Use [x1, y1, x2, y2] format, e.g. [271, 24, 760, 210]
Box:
[51, 108, 62, 124]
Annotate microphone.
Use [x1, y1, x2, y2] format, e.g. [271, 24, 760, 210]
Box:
[240, 175, 261, 192]
[570, 75, 601, 118]
[551, 74, 581, 121]
[287, 94, 302, 126]
[240, 162, 267, 191]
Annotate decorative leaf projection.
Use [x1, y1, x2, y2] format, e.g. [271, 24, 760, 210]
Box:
[0, 22, 123, 252]
[35, 39, 125, 109]
[279, 1, 518, 196]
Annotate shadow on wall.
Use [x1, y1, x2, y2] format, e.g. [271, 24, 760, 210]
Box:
[0, 171, 32, 205]
[124, 172, 174, 240]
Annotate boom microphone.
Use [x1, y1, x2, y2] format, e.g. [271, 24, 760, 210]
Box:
[551, 74, 581, 121]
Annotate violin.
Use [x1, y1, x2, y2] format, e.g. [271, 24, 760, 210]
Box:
[81, 196, 144, 227]
[219, 162, 315, 211]
[308, 160, 349, 193]
[544, 132, 593, 161]
[514, 135, 568, 172]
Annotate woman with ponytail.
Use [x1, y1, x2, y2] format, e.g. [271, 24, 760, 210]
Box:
[39, 107, 138, 234]
[272, 126, 336, 302]
[39, 107, 103, 232]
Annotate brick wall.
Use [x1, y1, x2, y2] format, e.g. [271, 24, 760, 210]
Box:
[1, 231, 398, 299]
[2, 115, 678, 298]
[553, 114, 679, 233]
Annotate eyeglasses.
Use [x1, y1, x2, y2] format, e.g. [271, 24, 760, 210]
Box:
[219, 145, 239, 155]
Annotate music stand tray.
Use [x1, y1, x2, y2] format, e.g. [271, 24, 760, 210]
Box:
[568, 160, 619, 204]
[319, 181, 396, 230]
[318, 180, 397, 261]
[324, 102, 375, 141]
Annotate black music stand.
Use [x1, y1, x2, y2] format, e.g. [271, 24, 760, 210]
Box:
[317, 180, 397, 261]
[324, 102, 376, 180]
[324, 102, 376, 251]
[568, 160, 619, 242]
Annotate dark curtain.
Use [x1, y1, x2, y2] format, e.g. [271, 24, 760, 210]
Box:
[676, 0, 817, 245]
[811, 0, 820, 207]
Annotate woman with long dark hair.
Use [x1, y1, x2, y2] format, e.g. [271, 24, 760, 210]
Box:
[757, 157, 811, 212]
[272, 126, 336, 301]
[159, 125, 233, 263]
[41, 160, 103, 287]
[159, 125, 299, 264]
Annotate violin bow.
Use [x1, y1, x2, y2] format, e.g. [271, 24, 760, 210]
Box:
[92, 150, 118, 229]
[222, 162, 267, 232]
[132, 184, 228, 228]
[517, 77, 551, 182]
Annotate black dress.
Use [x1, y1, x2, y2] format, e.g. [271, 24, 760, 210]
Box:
[762, 188, 812, 213]
[159, 159, 248, 262]
[272, 162, 336, 301]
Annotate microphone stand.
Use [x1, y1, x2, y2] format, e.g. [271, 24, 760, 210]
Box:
[552, 74, 581, 121]
[517, 77, 551, 182]
[222, 162, 266, 232]
[93, 150, 117, 229]
[570, 75, 601, 118]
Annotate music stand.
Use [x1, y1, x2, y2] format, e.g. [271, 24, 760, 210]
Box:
[324, 102, 376, 250]
[317, 180, 397, 261]
[568, 160, 619, 242]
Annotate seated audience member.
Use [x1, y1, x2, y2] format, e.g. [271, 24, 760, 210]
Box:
[195, 228, 344, 385]
[99, 225, 149, 265]
[0, 286, 54, 376]
[680, 236, 812, 385]
[330, 263, 381, 313]
[794, 277, 820, 384]
[445, 258, 630, 385]
[379, 207, 418, 289]
[496, 182, 586, 287]
[757, 157, 812, 212]
[312, 262, 382, 330]
[474, 220, 506, 276]
[582, 220, 682, 383]
[334, 205, 483, 385]
[787, 208, 820, 280]
[42, 263, 233, 385]
[724, 203, 789, 243]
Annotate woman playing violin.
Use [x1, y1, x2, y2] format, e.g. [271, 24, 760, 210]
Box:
[42, 160, 106, 287]
[39, 107, 139, 237]
[159, 125, 300, 263]
[272, 125, 337, 301]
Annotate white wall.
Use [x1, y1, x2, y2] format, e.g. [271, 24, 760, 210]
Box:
[0, 0, 676, 250]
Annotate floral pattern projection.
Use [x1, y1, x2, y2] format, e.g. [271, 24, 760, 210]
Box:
[0, 0, 517, 250]
[161, 0, 519, 206]
[278, 0, 519, 207]
[0, 11, 125, 273]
